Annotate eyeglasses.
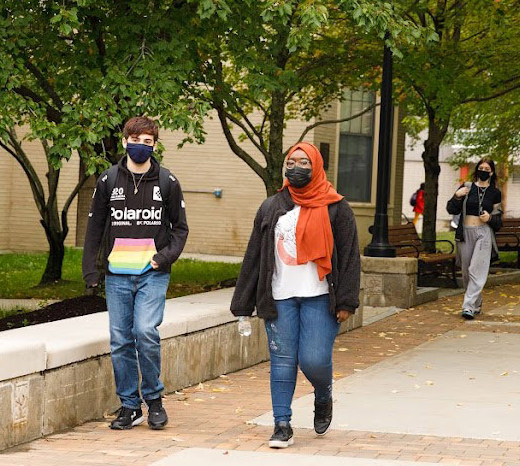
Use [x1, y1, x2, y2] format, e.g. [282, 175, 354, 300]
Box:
[285, 159, 311, 169]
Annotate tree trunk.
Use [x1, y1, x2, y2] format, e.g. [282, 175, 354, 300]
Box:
[40, 162, 65, 284]
[264, 163, 284, 197]
[265, 90, 286, 197]
[496, 163, 508, 215]
[421, 117, 448, 252]
[40, 223, 65, 284]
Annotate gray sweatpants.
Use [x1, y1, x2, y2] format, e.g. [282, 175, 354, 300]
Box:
[457, 225, 492, 312]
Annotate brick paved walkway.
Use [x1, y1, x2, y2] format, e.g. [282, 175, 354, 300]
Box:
[2, 283, 520, 466]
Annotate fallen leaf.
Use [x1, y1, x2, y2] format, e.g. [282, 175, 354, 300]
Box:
[391, 389, 399, 394]
[171, 437, 185, 442]
[426, 381, 434, 386]
[194, 398, 205, 402]
[501, 371, 509, 376]
[414, 384, 421, 389]
[174, 390, 185, 395]
[337, 347, 349, 352]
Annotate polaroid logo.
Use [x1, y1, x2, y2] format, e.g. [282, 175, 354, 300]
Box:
[111, 206, 162, 221]
[153, 186, 162, 202]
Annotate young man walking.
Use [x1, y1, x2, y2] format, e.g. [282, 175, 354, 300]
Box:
[82, 116, 188, 430]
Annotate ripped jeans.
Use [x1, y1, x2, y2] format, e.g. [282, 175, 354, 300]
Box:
[265, 294, 340, 423]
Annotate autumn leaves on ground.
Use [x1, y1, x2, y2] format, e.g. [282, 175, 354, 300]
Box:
[3, 282, 520, 466]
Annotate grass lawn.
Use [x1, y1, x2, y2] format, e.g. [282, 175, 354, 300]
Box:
[0, 248, 242, 301]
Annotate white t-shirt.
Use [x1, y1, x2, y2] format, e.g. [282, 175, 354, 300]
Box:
[272, 206, 329, 300]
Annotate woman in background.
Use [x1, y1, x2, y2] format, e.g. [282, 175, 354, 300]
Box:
[447, 158, 502, 320]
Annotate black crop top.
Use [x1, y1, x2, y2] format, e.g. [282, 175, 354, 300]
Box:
[464, 183, 501, 216]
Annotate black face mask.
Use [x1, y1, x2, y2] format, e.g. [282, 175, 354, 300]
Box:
[477, 170, 491, 181]
[285, 167, 312, 188]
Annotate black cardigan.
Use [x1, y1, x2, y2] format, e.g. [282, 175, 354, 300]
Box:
[230, 188, 361, 320]
[446, 183, 502, 242]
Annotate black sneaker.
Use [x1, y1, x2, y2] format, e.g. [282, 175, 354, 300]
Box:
[146, 397, 168, 430]
[268, 421, 293, 448]
[461, 309, 474, 320]
[314, 399, 333, 435]
[110, 407, 144, 430]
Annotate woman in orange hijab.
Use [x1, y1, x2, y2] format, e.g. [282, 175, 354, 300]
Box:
[231, 142, 361, 449]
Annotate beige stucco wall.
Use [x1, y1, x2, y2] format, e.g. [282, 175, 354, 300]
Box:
[157, 111, 315, 255]
[0, 130, 79, 252]
[2, 102, 405, 255]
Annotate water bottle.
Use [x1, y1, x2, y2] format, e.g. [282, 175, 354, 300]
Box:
[238, 316, 252, 337]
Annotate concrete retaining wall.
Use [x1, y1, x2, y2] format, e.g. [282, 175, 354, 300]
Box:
[0, 287, 363, 451]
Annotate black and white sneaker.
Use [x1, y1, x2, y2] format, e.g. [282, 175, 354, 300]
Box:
[146, 397, 168, 430]
[268, 421, 293, 448]
[461, 309, 474, 320]
[314, 399, 333, 435]
[110, 407, 144, 430]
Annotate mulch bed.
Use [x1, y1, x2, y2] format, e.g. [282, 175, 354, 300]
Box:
[0, 277, 238, 332]
[0, 295, 107, 332]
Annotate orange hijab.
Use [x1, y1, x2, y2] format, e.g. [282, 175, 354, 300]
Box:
[281, 142, 344, 280]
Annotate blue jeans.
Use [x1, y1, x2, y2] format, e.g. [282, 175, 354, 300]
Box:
[105, 270, 170, 409]
[265, 294, 340, 423]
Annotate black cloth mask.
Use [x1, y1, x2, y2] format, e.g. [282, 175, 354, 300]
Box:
[126, 143, 153, 164]
[285, 167, 312, 188]
[476, 170, 491, 182]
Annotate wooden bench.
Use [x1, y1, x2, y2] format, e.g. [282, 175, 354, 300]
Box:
[388, 222, 457, 287]
[495, 218, 520, 268]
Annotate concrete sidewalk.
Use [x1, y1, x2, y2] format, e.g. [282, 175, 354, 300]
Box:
[2, 283, 520, 466]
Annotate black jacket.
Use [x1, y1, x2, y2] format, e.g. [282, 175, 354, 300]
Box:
[230, 188, 361, 320]
[82, 156, 188, 287]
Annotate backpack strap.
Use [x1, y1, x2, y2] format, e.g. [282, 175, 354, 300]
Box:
[104, 164, 119, 201]
[159, 167, 173, 228]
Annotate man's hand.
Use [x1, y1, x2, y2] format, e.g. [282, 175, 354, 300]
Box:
[86, 284, 98, 296]
[151, 259, 160, 269]
[336, 310, 351, 323]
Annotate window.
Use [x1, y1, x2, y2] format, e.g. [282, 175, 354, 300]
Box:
[337, 90, 375, 202]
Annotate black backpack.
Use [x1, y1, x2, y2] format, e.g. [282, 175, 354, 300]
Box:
[410, 190, 418, 207]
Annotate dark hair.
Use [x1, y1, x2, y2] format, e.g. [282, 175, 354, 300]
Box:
[420, 183, 425, 190]
[472, 157, 497, 187]
[123, 116, 159, 141]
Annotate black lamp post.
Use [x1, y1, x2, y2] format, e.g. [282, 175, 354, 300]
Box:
[364, 35, 396, 258]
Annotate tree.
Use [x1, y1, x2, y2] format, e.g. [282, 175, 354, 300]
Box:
[0, 0, 206, 283]
[179, 0, 421, 196]
[448, 88, 520, 213]
[394, 0, 520, 249]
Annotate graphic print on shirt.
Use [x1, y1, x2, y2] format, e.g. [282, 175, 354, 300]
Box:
[108, 237, 157, 275]
[275, 207, 299, 266]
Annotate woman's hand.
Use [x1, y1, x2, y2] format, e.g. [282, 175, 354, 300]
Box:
[480, 211, 491, 223]
[336, 310, 351, 323]
[455, 187, 469, 199]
